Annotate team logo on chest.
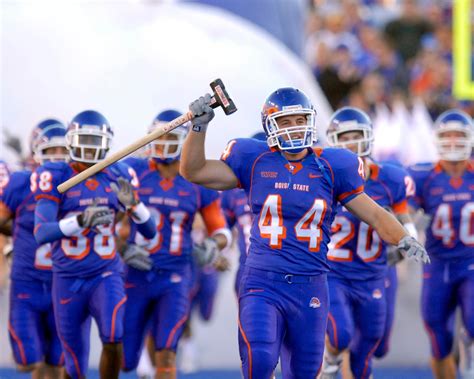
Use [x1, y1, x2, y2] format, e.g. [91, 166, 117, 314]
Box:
[285, 162, 303, 175]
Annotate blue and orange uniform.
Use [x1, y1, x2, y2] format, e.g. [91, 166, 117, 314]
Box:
[0, 168, 64, 368]
[122, 157, 228, 370]
[409, 161, 474, 360]
[221, 138, 365, 378]
[221, 188, 252, 295]
[326, 162, 411, 378]
[33, 161, 155, 379]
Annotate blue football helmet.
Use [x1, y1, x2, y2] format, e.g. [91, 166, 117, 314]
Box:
[434, 109, 473, 161]
[147, 109, 189, 164]
[261, 88, 317, 153]
[30, 119, 69, 164]
[326, 107, 374, 157]
[66, 110, 113, 163]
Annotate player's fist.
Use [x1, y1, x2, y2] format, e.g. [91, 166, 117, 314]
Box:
[77, 198, 114, 228]
[397, 235, 430, 264]
[121, 244, 152, 271]
[189, 93, 215, 132]
[214, 255, 230, 272]
[387, 245, 404, 266]
[110, 177, 138, 210]
[192, 237, 219, 266]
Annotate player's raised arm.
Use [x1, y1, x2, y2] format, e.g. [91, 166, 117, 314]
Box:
[180, 94, 239, 190]
[344, 193, 430, 263]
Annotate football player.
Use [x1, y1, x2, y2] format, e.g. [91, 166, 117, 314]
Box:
[0, 119, 68, 379]
[221, 187, 251, 296]
[408, 109, 474, 379]
[180, 88, 429, 377]
[121, 109, 231, 379]
[321, 107, 421, 379]
[33, 110, 156, 379]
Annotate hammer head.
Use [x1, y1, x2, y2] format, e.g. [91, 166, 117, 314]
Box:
[209, 79, 237, 115]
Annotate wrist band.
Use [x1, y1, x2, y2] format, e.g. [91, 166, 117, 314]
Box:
[403, 222, 418, 240]
[192, 123, 208, 133]
[59, 216, 82, 236]
[129, 202, 151, 224]
[211, 227, 233, 250]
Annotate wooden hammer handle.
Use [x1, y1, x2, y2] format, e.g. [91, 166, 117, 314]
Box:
[57, 112, 193, 193]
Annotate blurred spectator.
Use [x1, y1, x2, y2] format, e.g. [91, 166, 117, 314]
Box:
[373, 37, 409, 93]
[383, 0, 433, 65]
[315, 43, 361, 109]
[304, 0, 473, 165]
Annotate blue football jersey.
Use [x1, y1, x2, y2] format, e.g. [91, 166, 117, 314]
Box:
[328, 162, 411, 280]
[33, 161, 137, 277]
[126, 158, 226, 271]
[221, 138, 365, 275]
[408, 162, 474, 261]
[0, 170, 53, 282]
[221, 188, 252, 266]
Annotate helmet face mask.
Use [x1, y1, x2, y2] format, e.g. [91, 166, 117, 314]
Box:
[147, 109, 189, 164]
[261, 88, 317, 154]
[265, 109, 316, 153]
[434, 110, 473, 161]
[30, 120, 69, 164]
[66, 111, 113, 164]
[326, 107, 374, 157]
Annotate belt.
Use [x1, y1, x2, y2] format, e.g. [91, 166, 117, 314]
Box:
[245, 267, 324, 284]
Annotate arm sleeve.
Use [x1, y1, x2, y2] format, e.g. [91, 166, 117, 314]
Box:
[132, 208, 156, 239]
[407, 165, 428, 211]
[220, 191, 237, 228]
[0, 172, 21, 219]
[388, 166, 411, 215]
[33, 165, 73, 244]
[199, 187, 228, 236]
[333, 151, 365, 205]
[34, 198, 67, 244]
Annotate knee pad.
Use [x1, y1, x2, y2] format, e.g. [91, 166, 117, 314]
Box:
[424, 322, 453, 360]
[327, 322, 352, 351]
[242, 343, 279, 378]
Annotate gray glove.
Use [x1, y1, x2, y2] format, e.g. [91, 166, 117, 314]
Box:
[397, 235, 430, 263]
[121, 244, 152, 271]
[387, 245, 404, 266]
[189, 93, 215, 132]
[77, 199, 114, 228]
[192, 237, 219, 266]
[110, 177, 138, 210]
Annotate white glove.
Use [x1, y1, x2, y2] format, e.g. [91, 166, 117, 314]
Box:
[397, 235, 430, 264]
[121, 244, 152, 271]
[192, 237, 219, 266]
[77, 199, 114, 228]
[110, 177, 139, 210]
[189, 93, 215, 132]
